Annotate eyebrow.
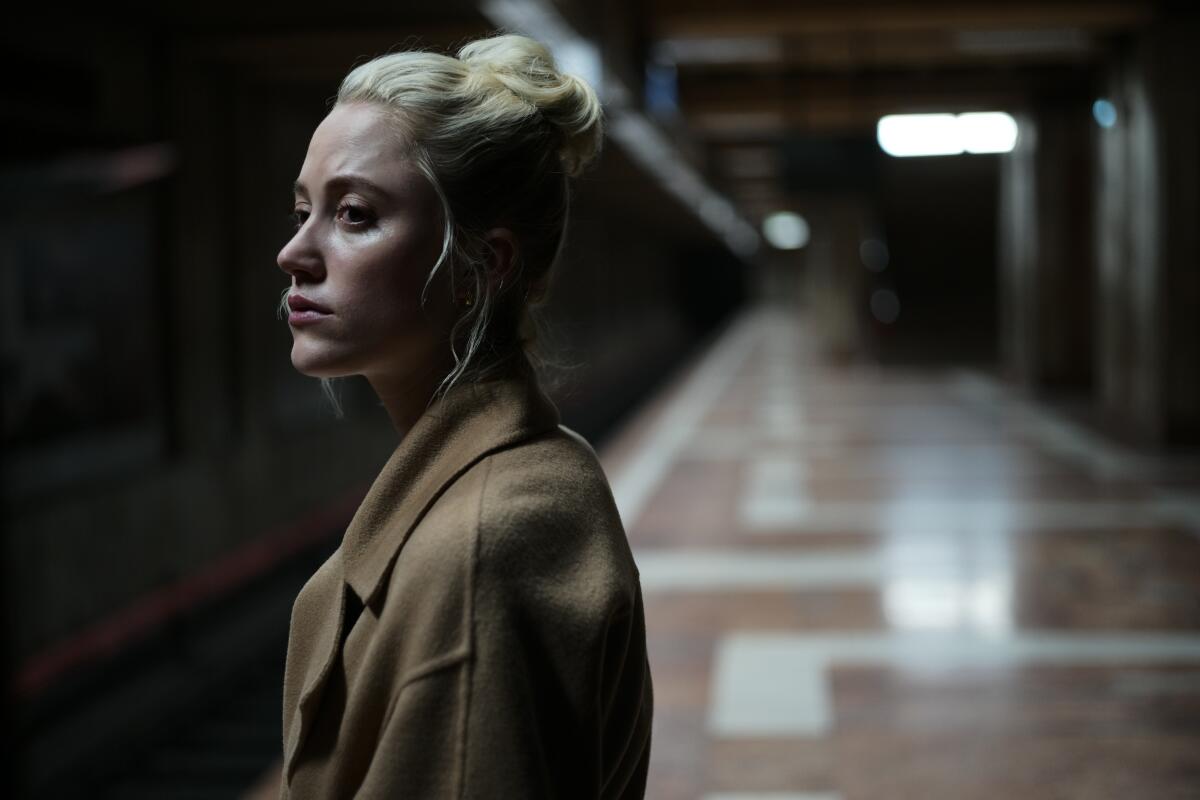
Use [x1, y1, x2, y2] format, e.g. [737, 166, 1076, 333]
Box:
[293, 174, 389, 199]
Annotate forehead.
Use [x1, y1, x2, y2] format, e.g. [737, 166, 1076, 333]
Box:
[297, 102, 422, 192]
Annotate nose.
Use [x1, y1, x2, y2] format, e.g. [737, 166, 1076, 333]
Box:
[277, 225, 325, 283]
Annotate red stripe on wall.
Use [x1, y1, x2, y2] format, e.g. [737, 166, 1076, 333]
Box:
[12, 485, 367, 699]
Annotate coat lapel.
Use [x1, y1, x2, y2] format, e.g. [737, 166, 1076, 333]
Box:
[283, 366, 560, 782]
[282, 567, 346, 783]
[340, 366, 561, 606]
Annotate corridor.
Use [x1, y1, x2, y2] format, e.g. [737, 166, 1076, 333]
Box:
[10, 4, 1200, 798]
[600, 307, 1200, 800]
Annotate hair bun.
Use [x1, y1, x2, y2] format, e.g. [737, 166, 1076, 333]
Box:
[458, 34, 603, 177]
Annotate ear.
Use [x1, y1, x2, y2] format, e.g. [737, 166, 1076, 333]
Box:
[482, 227, 520, 289]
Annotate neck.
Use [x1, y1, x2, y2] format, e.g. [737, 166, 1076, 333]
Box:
[367, 355, 456, 439]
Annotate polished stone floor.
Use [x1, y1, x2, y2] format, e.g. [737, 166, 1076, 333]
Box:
[600, 307, 1200, 800]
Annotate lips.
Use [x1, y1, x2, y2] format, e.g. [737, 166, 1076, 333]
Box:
[287, 294, 332, 314]
[287, 293, 332, 327]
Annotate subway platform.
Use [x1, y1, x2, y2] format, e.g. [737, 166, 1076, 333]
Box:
[243, 304, 1200, 800]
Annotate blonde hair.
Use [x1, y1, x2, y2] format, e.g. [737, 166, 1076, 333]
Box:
[334, 33, 603, 402]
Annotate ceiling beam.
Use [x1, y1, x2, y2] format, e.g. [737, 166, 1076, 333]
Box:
[659, 29, 1101, 73]
[675, 65, 1090, 136]
[651, 1, 1154, 38]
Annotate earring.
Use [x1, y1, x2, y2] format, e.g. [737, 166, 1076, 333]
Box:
[463, 293, 474, 307]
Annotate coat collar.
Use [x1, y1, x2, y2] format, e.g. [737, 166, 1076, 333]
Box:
[341, 363, 561, 606]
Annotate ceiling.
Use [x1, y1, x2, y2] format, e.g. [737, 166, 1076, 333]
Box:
[637, 0, 1159, 223]
[13, 1, 1162, 243]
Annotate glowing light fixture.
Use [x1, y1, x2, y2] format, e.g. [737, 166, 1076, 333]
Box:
[877, 112, 1019, 157]
[762, 211, 810, 250]
[877, 114, 960, 157]
[958, 112, 1020, 153]
[1092, 98, 1118, 129]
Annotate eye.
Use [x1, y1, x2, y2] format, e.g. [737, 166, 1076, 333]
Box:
[337, 202, 373, 228]
[290, 207, 309, 231]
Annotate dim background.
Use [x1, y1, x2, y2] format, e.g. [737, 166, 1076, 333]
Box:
[3, 1, 1199, 798]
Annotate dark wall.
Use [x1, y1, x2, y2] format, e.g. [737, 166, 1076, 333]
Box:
[874, 152, 1001, 364]
[998, 104, 1096, 394]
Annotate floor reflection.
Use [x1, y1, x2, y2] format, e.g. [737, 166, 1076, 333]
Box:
[600, 306, 1200, 800]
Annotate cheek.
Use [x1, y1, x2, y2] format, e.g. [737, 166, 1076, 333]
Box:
[369, 256, 433, 314]
[380, 224, 448, 298]
[341, 240, 441, 329]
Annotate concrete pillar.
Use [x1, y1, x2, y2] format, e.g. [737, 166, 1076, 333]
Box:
[998, 104, 1095, 394]
[1094, 22, 1200, 445]
[804, 196, 869, 361]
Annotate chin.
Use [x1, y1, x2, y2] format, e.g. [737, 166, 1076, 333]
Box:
[290, 342, 354, 379]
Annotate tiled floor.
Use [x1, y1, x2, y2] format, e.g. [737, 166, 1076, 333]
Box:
[599, 307, 1200, 800]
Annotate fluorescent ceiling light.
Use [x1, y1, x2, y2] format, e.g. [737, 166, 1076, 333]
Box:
[958, 112, 1020, 154]
[877, 114, 961, 157]
[877, 112, 1019, 157]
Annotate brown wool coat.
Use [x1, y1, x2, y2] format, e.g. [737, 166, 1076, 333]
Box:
[279, 368, 653, 799]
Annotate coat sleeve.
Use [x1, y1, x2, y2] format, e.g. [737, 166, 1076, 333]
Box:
[461, 489, 654, 800]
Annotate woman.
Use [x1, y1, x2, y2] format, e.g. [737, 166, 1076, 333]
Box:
[274, 33, 653, 799]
